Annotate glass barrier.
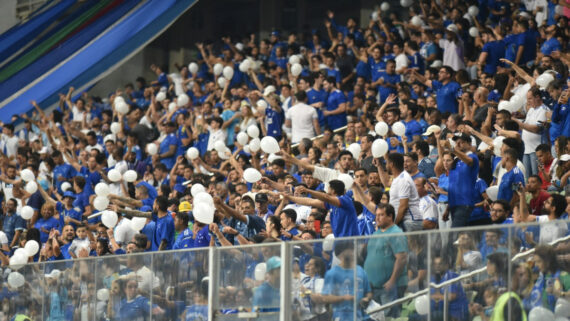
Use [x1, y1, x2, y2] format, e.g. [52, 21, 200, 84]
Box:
[1, 221, 569, 321]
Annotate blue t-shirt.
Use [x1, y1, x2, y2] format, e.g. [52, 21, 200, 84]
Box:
[193, 225, 211, 248]
[184, 304, 208, 321]
[35, 217, 61, 244]
[540, 37, 561, 55]
[322, 265, 371, 321]
[469, 178, 490, 222]
[172, 228, 193, 250]
[53, 163, 76, 192]
[448, 153, 479, 207]
[325, 194, 359, 237]
[364, 224, 408, 287]
[79, 166, 101, 194]
[482, 40, 505, 74]
[307, 88, 327, 128]
[118, 296, 150, 320]
[431, 80, 461, 114]
[437, 174, 449, 203]
[430, 271, 469, 320]
[368, 57, 386, 81]
[152, 214, 175, 251]
[402, 119, 422, 141]
[516, 31, 537, 65]
[221, 109, 239, 145]
[265, 107, 282, 138]
[498, 167, 525, 202]
[325, 89, 348, 130]
[56, 202, 83, 229]
[159, 133, 179, 170]
[378, 72, 400, 103]
[252, 282, 280, 313]
[326, 68, 342, 84]
[2, 213, 26, 244]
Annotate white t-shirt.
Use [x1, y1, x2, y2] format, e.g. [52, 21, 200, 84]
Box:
[206, 128, 227, 151]
[537, 215, 568, 244]
[395, 53, 409, 73]
[286, 102, 318, 144]
[389, 171, 422, 221]
[439, 38, 465, 71]
[0, 231, 8, 246]
[522, 105, 548, 154]
[419, 195, 438, 223]
[72, 106, 91, 123]
[0, 135, 19, 158]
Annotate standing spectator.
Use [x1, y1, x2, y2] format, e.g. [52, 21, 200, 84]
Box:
[412, 140, 436, 178]
[0, 124, 19, 160]
[415, 177, 438, 230]
[2, 198, 25, 248]
[252, 256, 281, 317]
[286, 91, 321, 144]
[535, 144, 556, 190]
[430, 255, 469, 320]
[412, 66, 462, 114]
[151, 196, 175, 251]
[385, 153, 423, 231]
[322, 76, 347, 130]
[439, 24, 465, 71]
[156, 121, 179, 170]
[497, 148, 525, 204]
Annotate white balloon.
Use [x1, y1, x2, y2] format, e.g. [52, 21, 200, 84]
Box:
[25, 181, 38, 194]
[115, 101, 129, 115]
[555, 298, 570, 318]
[509, 94, 524, 112]
[347, 143, 361, 159]
[156, 92, 166, 102]
[95, 183, 110, 197]
[243, 145, 251, 154]
[497, 100, 511, 112]
[213, 63, 224, 76]
[322, 234, 335, 251]
[372, 139, 389, 158]
[392, 122, 406, 137]
[186, 147, 200, 160]
[288, 55, 300, 65]
[101, 210, 118, 228]
[61, 182, 71, 192]
[194, 192, 214, 206]
[124, 170, 137, 183]
[291, 63, 303, 77]
[536, 73, 555, 89]
[371, 11, 379, 21]
[97, 288, 110, 301]
[415, 294, 429, 315]
[110, 122, 121, 134]
[247, 125, 260, 138]
[169, 102, 178, 113]
[469, 27, 479, 38]
[243, 168, 262, 183]
[188, 62, 199, 74]
[529, 306, 555, 321]
[214, 140, 226, 154]
[20, 169, 35, 182]
[9, 254, 27, 270]
[21, 206, 34, 220]
[114, 96, 125, 105]
[217, 76, 227, 88]
[107, 169, 122, 182]
[237, 132, 249, 146]
[337, 173, 354, 190]
[220, 147, 232, 160]
[239, 60, 251, 72]
[468, 6, 479, 16]
[260, 136, 280, 154]
[249, 138, 261, 152]
[177, 94, 189, 107]
[381, 2, 390, 10]
[411, 16, 423, 27]
[223, 66, 234, 79]
[257, 100, 268, 110]
[375, 122, 389, 136]
[485, 186, 499, 201]
[193, 202, 215, 224]
[493, 136, 505, 157]
[24, 240, 39, 257]
[267, 154, 282, 164]
[191, 184, 206, 197]
[130, 217, 147, 232]
[7, 272, 25, 288]
[254, 262, 267, 281]
[146, 143, 158, 156]
[94, 196, 110, 211]
[400, 0, 413, 7]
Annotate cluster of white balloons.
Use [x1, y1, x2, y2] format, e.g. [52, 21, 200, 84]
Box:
[114, 96, 129, 115]
[498, 94, 525, 113]
[191, 184, 215, 224]
[9, 240, 38, 271]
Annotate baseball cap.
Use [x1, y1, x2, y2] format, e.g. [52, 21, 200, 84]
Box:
[62, 191, 76, 199]
[266, 256, 281, 272]
[452, 133, 471, 142]
[255, 193, 268, 203]
[560, 154, 570, 162]
[179, 201, 192, 212]
[446, 24, 459, 34]
[422, 125, 441, 136]
[263, 85, 276, 96]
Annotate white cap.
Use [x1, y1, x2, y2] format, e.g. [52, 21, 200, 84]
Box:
[422, 125, 441, 136]
[104, 134, 116, 143]
[263, 85, 276, 96]
[430, 60, 443, 68]
[446, 24, 459, 34]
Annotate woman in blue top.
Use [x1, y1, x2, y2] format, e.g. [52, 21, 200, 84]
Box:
[433, 151, 453, 237]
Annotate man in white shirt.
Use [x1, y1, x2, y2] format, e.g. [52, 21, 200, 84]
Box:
[206, 117, 227, 151]
[393, 43, 409, 74]
[386, 153, 423, 231]
[518, 189, 567, 244]
[438, 24, 465, 71]
[286, 91, 321, 144]
[0, 124, 19, 160]
[414, 177, 438, 230]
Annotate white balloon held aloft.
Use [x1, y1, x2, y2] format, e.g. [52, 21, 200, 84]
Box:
[217, 76, 227, 88]
[219, 147, 231, 160]
[260, 136, 280, 154]
[509, 94, 524, 112]
[177, 94, 189, 107]
[223, 66, 234, 79]
[536, 73, 555, 89]
[130, 217, 147, 232]
[267, 154, 282, 164]
[372, 139, 389, 158]
[194, 192, 214, 206]
[97, 289, 110, 301]
[237, 132, 249, 146]
[497, 100, 512, 112]
[375, 122, 389, 136]
[381, 2, 390, 10]
[168, 102, 177, 113]
[493, 136, 505, 157]
[214, 140, 226, 153]
[400, 0, 413, 7]
[243, 168, 262, 183]
[322, 234, 335, 251]
[288, 55, 300, 65]
[249, 138, 261, 152]
[94, 196, 110, 211]
[486, 186, 499, 201]
[146, 143, 158, 156]
[24, 240, 39, 256]
[110, 122, 121, 134]
[191, 184, 206, 197]
[213, 63, 223, 76]
[21, 206, 34, 220]
[155, 92, 166, 102]
[20, 169, 35, 182]
[291, 63, 303, 77]
[391, 121, 406, 137]
[469, 27, 479, 37]
[247, 125, 260, 138]
[107, 169, 122, 182]
[9, 254, 27, 270]
[95, 182, 110, 197]
[371, 11, 379, 21]
[188, 62, 199, 74]
[257, 99, 268, 110]
[124, 170, 137, 183]
[347, 143, 361, 159]
[186, 147, 199, 160]
[243, 145, 251, 153]
[337, 173, 354, 190]
[114, 96, 125, 105]
[555, 298, 570, 318]
[411, 16, 423, 27]
[115, 101, 129, 115]
[529, 306, 554, 321]
[415, 294, 429, 315]
[61, 182, 71, 192]
[468, 6, 479, 16]
[101, 210, 118, 228]
[7, 272, 25, 288]
[254, 262, 267, 281]
[25, 181, 38, 194]
[193, 202, 215, 224]
[239, 59, 251, 73]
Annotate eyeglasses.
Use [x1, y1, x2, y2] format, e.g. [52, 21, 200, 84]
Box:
[127, 284, 137, 289]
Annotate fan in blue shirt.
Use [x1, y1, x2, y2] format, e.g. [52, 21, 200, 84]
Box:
[376, 61, 400, 103]
[413, 66, 461, 114]
[479, 29, 505, 74]
[540, 28, 561, 56]
[172, 212, 194, 250]
[157, 122, 179, 170]
[323, 77, 348, 130]
[497, 149, 525, 203]
[151, 196, 175, 251]
[513, 20, 537, 66]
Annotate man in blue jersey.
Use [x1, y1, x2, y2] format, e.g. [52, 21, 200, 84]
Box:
[155, 121, 179, 170]
[152, 196, 174, 251]
[322, 76, 348, 130]
[478, 28, 505, 74]
[513, 19, 537, 66]
[445, 133, 479, 227]
[412, 66, 461, 114]
[497, 148, 525, 205]
[172, 212, 193, 250]
[284, 180, 359, 237]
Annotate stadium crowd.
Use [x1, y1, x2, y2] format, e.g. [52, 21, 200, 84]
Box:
[1, 0, 570, 320]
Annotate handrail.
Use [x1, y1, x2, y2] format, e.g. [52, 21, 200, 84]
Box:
[366, 233, 570, 314]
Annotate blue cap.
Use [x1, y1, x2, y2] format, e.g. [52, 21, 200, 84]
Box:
[62, 191, 76, 199]
[266, 256, 281, 272]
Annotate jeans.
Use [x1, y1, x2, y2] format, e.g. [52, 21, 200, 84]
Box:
[450, 206, 472, 228]
[372, 286, 403, 318]
[523, 152, 538, 177]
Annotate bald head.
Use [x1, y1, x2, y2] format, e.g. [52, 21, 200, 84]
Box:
[475, 87, 489, 104]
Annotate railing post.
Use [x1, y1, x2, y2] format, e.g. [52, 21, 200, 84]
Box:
[280, 241, 292, 321]
[427, 233, 431, 321]
[208, 247, 220, 321]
